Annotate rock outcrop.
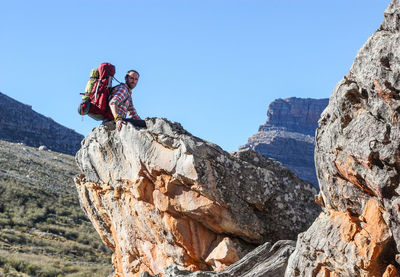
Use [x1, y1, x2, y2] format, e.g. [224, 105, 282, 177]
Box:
[75, 118, 319, 276]
[286, 1, 400, 276]
[0, 92, 83, 155]
[141, 240, 296, 277]
[240, 97, 328, 186]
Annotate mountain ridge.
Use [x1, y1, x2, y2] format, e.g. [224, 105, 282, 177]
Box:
[240, 97, 329, 186]
[0, 92, 83, 155]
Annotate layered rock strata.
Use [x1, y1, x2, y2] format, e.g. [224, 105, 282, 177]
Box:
[240, 97, 328, 186]
[75, 118, 319, 276]
[0, 92, 83, 155]
[286, 1, 400, 276]
[261, 97, 329, 136]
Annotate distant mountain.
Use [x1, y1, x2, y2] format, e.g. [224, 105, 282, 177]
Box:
[0, 92, 83, 155]
[240, 97, 329, 186]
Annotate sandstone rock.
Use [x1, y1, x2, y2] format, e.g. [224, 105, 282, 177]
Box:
[75, 117, 319, 276]
[141, 240, 296, 277]
[240, 97, 328, 186]
[0, 92, 83, 155]
[286, 1, 400, 276]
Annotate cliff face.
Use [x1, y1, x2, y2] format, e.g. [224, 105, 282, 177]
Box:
[240, 97, 328, 186]
[286, 1, 400, 276]
[75, 118, 319, 276]
[0, 92, 83, 155]
[261, 98, 329, 136]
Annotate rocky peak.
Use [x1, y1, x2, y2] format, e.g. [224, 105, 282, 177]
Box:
[74, 117, 319, 276]
[261, 97, 329, 136]
[381, 0, 400, 32]
[240, 97, 328, 186]
[0, 92, 83, 155]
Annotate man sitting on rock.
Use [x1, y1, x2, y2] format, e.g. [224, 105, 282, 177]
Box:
[109, 70, 145, 131]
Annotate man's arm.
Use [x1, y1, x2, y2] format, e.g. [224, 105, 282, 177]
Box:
[109, 103, 120, 120]
[109, 86, 126, 131]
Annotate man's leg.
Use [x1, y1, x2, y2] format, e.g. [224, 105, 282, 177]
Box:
[124, 118, 147, 128]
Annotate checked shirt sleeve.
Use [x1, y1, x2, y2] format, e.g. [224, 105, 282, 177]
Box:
[109, 85, 127, 106]
[109, 84, 141, 119]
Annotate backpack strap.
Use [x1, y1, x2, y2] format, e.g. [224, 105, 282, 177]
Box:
[113, 76, 123, 85]
[94, 79, 101, 102]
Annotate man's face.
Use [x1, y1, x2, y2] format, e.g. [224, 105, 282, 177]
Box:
[126, 72, 139, 89]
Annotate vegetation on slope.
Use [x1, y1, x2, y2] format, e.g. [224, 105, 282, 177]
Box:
[0, 140, 112, 277]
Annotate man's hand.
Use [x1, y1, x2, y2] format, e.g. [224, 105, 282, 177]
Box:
[116, 119, 126, 131]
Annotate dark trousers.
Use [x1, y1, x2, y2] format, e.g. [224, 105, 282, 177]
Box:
[124, 118, 147, 128]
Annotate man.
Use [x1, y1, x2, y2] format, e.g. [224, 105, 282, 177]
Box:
[109, 70, 142, 131]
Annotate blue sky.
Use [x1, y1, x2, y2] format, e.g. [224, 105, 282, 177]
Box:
[0, 0, 392, 152]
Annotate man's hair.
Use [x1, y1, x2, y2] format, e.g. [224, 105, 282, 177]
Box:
[126, 70, 140, 78]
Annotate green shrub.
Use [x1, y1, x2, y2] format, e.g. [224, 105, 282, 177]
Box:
[26, 263, 40, 275]
[0, 256, 5, 266]
[3, 263, 10, 274]
[9, 258, 28, 272]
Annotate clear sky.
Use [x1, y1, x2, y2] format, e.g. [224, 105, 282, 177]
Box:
[0, 0, 392, 152]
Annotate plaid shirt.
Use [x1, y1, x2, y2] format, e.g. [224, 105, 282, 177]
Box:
[109, 83, 141, 120]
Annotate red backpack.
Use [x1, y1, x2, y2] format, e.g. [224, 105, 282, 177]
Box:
[78, 63, 116, 121]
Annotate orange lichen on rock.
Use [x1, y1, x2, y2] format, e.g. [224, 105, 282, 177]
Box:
[383, 264, 400, 277]
[315, 266, 340, 277]
[330, 210, 360, 242]
[374, 79, 397, 107]
[205, 237, 240, 271]
[330, 198, 392, 276]
[334, 155, 377, 196]
[163, 213, 218, 269]
[132, 177, 154, 203]
[76, 173, 245, 277]
[74, 118, 320, 276]
[355, 199, 391, 275]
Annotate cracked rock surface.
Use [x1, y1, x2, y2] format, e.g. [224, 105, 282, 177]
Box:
[286, 1, 400, 276]
[141, 240, 296, 277]
[75, 117, 318, 276]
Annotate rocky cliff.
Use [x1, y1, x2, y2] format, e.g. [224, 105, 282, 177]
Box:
[240, 97, 328, 186]
[0, 92, 83, 155]
[74, 118, 319, 276]
[285, 0, 400, 276]
[261, 98, 329, 136]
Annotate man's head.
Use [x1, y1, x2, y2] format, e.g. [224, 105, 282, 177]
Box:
[125, 70, 140, 90]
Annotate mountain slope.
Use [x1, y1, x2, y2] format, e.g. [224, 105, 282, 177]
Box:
[0, 92, 83, 155]
[0, 140, 112, 277]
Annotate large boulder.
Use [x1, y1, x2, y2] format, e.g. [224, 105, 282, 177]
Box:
[75, 118, 319, 276]
[286, 1, 400, 276]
